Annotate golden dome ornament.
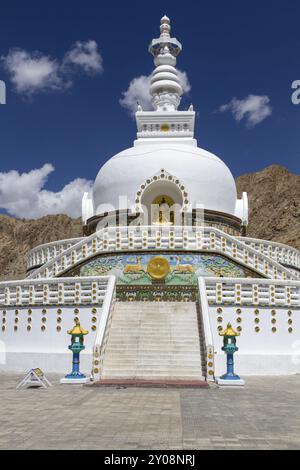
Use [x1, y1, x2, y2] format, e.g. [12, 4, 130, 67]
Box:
[147, 256, 170, 281]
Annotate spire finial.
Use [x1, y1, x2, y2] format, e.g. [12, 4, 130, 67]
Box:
[148, 17, 183, 111]
[160, 15, 171, 37]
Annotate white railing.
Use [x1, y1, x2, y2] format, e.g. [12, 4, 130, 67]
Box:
[91, 276, 117, 381]
[27, 226, 297, 281]
[203, 278, 300, 308]
[0, 276, 113, 307]
[238, 236, 300, 271]
[26, 233, 300, 276]
[27, 238, 84, 270]
[287, 267, 300, 279]
[198, 277, 215, 382]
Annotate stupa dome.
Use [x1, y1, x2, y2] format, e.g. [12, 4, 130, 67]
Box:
[91, 144, 239, 218]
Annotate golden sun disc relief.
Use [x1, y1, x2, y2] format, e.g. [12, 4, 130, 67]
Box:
[147, 256, 170, 281]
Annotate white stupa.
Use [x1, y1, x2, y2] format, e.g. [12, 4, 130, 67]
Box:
[83, 15, 248, 232]
[0, 17, 299, 384]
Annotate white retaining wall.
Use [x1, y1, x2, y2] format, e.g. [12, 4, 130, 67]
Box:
[200, 278, 300, 377]
[0, 276, 116, 375]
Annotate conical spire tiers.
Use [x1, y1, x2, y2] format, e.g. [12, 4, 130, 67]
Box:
[135, 16, 196, 145]
[149, 16, 183, 111]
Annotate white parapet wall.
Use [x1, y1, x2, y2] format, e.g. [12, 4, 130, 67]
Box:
[0, 276, 116, 375]
[27, 233, 300, 276]
[237, 236, 300, 271]
[27, 238, 84, 271]
[26, 226, 298, 282]
[200, 278, 300, 377]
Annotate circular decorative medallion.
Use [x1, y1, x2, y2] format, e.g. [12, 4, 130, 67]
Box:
[147, 256, 170, 281]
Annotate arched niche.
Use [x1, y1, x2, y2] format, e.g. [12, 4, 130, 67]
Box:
[135, 170, 188, 225]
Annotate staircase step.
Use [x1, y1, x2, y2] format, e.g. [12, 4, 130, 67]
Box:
[93, 379, 208, 388]
[103, 358, 203, 364]
[101, 301, 205, 380]
[102, 374, 205, 381]
[105, 345, 202, 351]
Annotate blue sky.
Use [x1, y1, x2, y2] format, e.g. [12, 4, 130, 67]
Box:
[0, 0, 299, 218]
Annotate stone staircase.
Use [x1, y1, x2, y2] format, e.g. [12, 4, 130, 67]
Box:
[101, 301, 206, 381]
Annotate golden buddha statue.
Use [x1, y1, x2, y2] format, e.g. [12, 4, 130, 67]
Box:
[152, 196, 174, 225]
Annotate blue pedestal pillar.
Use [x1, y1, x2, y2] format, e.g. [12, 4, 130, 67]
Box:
[220, 353, 241, 381]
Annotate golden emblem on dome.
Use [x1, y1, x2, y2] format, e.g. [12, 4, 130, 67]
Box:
[147, 256, 170, 281]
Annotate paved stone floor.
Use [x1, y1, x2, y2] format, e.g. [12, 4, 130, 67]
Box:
[0, 374, 300, 450]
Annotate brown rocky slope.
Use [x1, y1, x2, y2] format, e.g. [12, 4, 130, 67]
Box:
[0, 165, 299, 282]
[0, 215, 82, 281]
[236, 165, 300, 251]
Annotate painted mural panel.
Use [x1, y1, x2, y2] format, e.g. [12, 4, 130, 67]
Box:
[80, 253, 257, 285]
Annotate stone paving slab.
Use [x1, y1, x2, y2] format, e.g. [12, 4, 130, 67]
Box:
[0, 374, 300, 450]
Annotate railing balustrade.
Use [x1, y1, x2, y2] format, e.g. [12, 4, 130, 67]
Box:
[27, 238, 83, 270]
[26, 226, 298, 281]
[0, 277, 113, 307]
[237, 236, 300, 270]
[203, 278, 300, 308]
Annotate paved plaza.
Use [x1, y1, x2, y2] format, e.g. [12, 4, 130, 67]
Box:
[0, 374, 300, 450]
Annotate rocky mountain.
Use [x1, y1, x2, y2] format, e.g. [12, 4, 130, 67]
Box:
[0, 165, 298, 282]
[0, 215, 82, 281]
[236, 165, 300, 250]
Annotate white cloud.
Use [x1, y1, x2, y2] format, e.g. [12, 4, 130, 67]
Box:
[1, 40, 103, 96]
[0, 164, 92, 219]
[1, 49, 65, 95]
[120, 70, 191, 115]
[63, 40, 103, 74]
[120, 75, 151, 115]
[219, 95, 272, 127]
[177, 70, 191, 95]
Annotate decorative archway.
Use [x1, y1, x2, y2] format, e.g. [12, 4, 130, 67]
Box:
[134, 169, 190, 225]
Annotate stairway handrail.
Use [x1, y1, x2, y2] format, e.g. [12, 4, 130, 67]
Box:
[198, 277, 215, 381]
[91, 275, 117, 382]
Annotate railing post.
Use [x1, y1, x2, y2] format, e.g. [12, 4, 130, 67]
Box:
[198, 277, 215, 382]
[91, 276, 117, 382]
